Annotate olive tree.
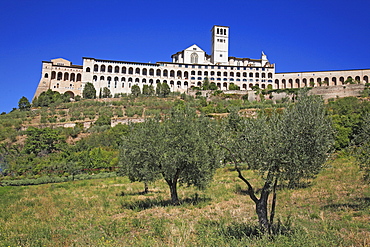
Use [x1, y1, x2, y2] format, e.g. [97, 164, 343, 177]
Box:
[222, 93, 334, 233]
[120, 106, 221, 204]
[353, 113, 370, 182]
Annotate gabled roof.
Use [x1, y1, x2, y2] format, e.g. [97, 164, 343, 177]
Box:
[171, 44, 206, 57]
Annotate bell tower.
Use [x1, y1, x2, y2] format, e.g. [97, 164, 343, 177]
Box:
[211, 25, 229, 65]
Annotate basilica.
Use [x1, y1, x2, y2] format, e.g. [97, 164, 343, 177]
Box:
[34, 25, 370, 99]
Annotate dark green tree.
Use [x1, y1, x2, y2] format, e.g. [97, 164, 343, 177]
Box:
[202, 77, 210, 90]
[229, 83, 240, 90]
[101, 87, 112, 98]
[131, 84, 141, 97]
[82, 82, 96, 99]
[353, 113, 370, 182]
[18, 96, 31, 111]
[222, 93, 334, 233]
[142, 84, 155, 96]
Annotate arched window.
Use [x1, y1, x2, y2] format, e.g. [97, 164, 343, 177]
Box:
[255, 73, 259, 78]
[64, 72, 69, 81]
[217, 72, 221, 76]
[142, 78, 146, 83]
[121, 77, 125, 82]
[86, 67, 91, 72]
[128, 78, 133, 82]
[44, 73, 49, 78]
[93, 75, 97, 81]
[100, 76, 105, 81]
[198, 71, 202, 76]
[114, 66, 119, 73]
[156, 69, 161, 76]
[170, 70, 175, 77]
[364, 75, 369, 83]
[108, 66, 112, 73]
[268, 73, 272, 78]
[76, 74, 81, 81]
[129, 67, 133, 74]
[57, 72, 62, 80]
[332, 77, 337, 86]
[261, 73, 266, 78]
[211, 71, 215, 76]
[122, 67, 126, 74]
[243, 72, 247, 77]
[355, 76, 360, 83]
[184, 71, 189, 78]
[51, 71, 56, 79]
[303, 78, 307, 87]
[142, 68, 147, 75]
[236, 72, 240, 77]
[163, 70, 168, 77]
[191, 53, 198, 64]
[136, 68, 141, 74]
[70, 73, 75, 82]
[339, 77, 344, 84]
[149, 69, 154, 76]
[204, 71, 208, 76]
[177, 71, 182, 78]
[275, 79, 279, 89]
[94, 65, 98, 72]
[249, 72, 253, 77]
[100, 65, 105, 72]
[295, 79, 300, 88]
[223, 72, 228, 77]
[191, 71, 195, 75]
[135, 78, 140, 83]
[230, 72, 234, 77]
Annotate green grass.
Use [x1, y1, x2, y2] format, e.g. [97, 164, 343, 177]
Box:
[0, 156, 369, 246]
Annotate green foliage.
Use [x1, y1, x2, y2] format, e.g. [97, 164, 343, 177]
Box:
[120, 106, 222, 204]
[101, 87, 112, 98]
[23, 127, 65, 156]
[228, 83, 240, 90]
[353, 113, 370, 181]
[131, 84, 141, 97]
[156, 82, 170, 97]
[142, 84, 154, 96]
[18, 96, 31, 111]
[223, 92, 334, 231]
[94, 115, 111, 127]
[82, 82, 97, 99]
[33, 89, 70, 107]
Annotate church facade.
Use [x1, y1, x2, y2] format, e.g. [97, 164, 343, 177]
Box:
[33, 25, 369, 99]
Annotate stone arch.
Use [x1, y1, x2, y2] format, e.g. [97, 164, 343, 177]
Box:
[317, 78, 322, 86]
[309, 78, 315, 87]
[65, 91, 75, 99]
[63, 72, 69, 81]
[302, 78, 307, 87]
[332, 77, 337, 86]
[275, 79, 279, 89]
[364, 75, 369, 83]
[289, 79, 293, 88]
[339, 77, 344, 84]
[282, 79, 286, 89]
[355, 76, 361, 83]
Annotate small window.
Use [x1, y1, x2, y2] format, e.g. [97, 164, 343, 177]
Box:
[193, 48, 196, 50]
[220, 54, 223, 57]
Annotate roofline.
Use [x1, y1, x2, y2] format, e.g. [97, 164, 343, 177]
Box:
[276, 68, 370, 74]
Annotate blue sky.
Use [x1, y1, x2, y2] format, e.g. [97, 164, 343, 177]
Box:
[1, 0, 369, 113]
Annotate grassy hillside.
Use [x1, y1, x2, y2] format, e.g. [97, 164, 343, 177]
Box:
[0, 155, 368, 246]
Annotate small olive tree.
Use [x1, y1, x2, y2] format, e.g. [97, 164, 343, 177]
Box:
[120, 106, 221, 204]
[222, 93, 334, 233]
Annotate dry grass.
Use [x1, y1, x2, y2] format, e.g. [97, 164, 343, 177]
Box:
[0, 156, 369, 246]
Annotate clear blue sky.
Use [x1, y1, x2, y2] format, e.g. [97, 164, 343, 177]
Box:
[1, 0, 369, 113]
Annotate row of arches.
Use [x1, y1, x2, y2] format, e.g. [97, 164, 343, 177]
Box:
[275, 75, 369, 89]
[47, 72, 82, 82]
[88, 65, 273, 79]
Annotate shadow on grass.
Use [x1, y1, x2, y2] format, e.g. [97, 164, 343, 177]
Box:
[116, 190, 161, 196]
[121, 193, 211, 211]
[199, 218, 295, 240]
[322, 197, 370, 211]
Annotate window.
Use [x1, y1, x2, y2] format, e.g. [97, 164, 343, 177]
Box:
[191, 53, 198, 64]
[193, 48, 196, 50]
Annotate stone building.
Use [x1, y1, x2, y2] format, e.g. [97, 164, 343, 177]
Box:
[33, 25, 369, 99]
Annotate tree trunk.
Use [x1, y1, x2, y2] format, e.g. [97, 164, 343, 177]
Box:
[144, 182, 149, 194]
[169, 182, 179, 205]
[256, 190, 270, 233]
